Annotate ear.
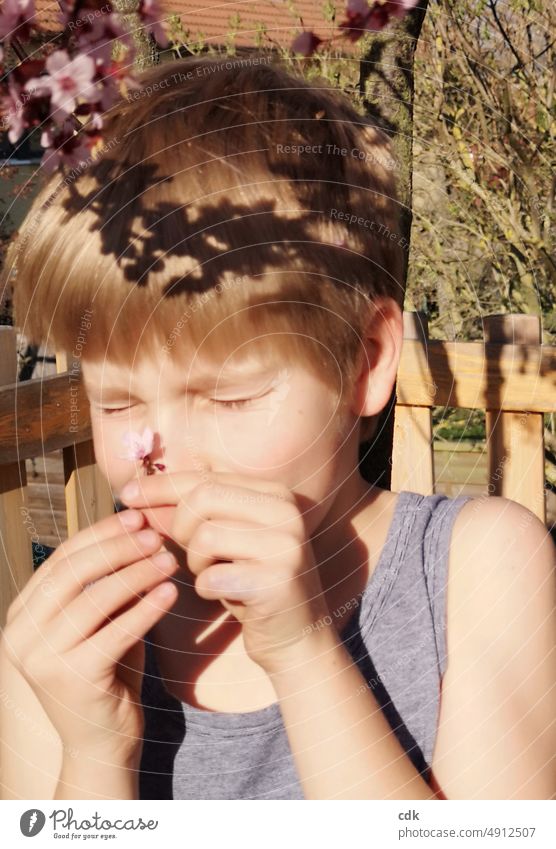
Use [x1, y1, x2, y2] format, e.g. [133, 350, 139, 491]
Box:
[349, 296, 403, 419]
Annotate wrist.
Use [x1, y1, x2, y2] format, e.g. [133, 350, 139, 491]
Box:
[55, 749, 141, 800]
[265, 617, 344, 682]
[61, 725, 144, 772]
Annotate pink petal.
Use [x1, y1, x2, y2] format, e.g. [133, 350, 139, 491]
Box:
[347, 0, 370, 13]
[139, 0, 169, 47]
[0, 0, 35, 40]
[69, 52, 97, 83]
[121, 428, 154, 460]
[3, 82, 26, 143]
[140, 426, 154, 453]
[388, 0, 420, 19]
[291, 30, 322, 57]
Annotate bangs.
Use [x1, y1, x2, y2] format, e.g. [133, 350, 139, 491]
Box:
[9, 164, 376, 400]
[5, 52, 403, 413]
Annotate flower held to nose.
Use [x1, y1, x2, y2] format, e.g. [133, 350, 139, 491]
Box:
[120, 427, 166, 475]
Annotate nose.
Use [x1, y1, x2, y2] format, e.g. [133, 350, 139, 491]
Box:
[148, 408, 213, 477]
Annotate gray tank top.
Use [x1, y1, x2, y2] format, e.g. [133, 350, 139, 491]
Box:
[138, 489, 472, 799]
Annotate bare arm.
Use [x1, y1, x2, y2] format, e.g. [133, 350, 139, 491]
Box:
[54, 751, 141, 800]
[269, 627, 438, 800]
[0, 649, 141, 801]
[432, 496, 556, 799]
[0, 647, 63, 800]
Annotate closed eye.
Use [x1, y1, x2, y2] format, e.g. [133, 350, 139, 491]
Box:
[98, 405, 133, 415]
[97, 388, 274, 415]
[209, 397, 255, 410]
[210, 388, 274, 410]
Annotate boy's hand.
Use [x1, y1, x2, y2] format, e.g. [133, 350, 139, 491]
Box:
[1, 509, 179, 762]
[119, 473, 332, 675]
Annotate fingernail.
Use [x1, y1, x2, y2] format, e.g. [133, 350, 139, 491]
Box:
[152, 551, 176, 570]
[120, 481, 139, 500]
[136, 529, 158, 545]
[120, 509, 141, 527]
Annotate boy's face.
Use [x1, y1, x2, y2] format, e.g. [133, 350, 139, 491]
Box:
[81, 341, 362, 541]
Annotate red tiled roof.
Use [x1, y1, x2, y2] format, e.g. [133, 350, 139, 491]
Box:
[33, 1, 356, 53]
[164, 1, 344, 50]
[34, 0, 64, 35]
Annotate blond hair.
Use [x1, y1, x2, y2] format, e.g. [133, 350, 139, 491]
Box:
[5, 52, 405, 440]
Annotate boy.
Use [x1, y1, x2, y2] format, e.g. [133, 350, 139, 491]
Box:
[1, 53, 554, 801]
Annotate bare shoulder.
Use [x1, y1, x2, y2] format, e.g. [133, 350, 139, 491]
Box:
[430, 495, 556, 799]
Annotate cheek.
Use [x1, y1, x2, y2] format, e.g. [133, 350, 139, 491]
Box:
[218, 389, 340, 479]
[91, 417, 132, 492]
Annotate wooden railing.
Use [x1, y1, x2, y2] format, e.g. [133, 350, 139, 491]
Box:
[1, 312, 554, 629]
[391, 312, 553, 522]
[0, 327, 114, 631]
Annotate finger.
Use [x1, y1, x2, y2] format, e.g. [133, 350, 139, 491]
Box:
[118, 471, 289, 509]
[83, 580, 179, 669]
[194, 560, 266, 603]
[48, 550, 179, 653]
[171, 482, 300, 552]
[187, 519, 279, 576]
[10, 528, 164, 643]
[55, 509, 145, 560]
[6, 509, 146, 625]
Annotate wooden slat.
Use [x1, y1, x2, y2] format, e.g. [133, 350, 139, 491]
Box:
[433, 445, 488, 487]
[397, 338, 556, 412]
[484, 315, 546, 523]
[391, 312, 434, 495]
[0, 331, 554, 465]
[0, 371, 92, 464]
[24, 452, 68, 546]
[0, 462, 34, 629]
[62, 440, 115, 537]
[0, 326, 34, 630]
[55, 354, 115, 536]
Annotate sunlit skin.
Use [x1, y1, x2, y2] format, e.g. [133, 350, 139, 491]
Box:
[80, 298, 403, 675]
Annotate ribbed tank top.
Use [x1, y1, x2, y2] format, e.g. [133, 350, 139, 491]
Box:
[138, 489, 473, 799]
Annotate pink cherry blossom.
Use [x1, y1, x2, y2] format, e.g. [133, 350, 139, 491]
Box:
[346, 0, 372, 13]
[37, 116, 95, 174]
[139, 0, 169, 48]
[95, 69, 121, 113]
[121, 428, 166, 474]
[1, 81, 26, 144]
[39, 132, 93, 175]
[121, 428, 155, 461]
[0, 0, 35, 41]
[24, 49, 100, 123]
[291, 30, 323, 57]
[292, 0, 420, 56]
[73, 13, 135, 69]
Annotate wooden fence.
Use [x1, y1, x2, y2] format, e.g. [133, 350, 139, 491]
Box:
[1, 311, 554, 629]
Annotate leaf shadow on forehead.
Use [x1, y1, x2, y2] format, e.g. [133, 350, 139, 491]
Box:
[59, 158, 356, 297]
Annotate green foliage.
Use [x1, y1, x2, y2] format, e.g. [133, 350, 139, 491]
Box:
[433, 407, 486, 441]
[407, 0, 555, 345]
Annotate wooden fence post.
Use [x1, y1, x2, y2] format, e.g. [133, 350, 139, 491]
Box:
[484, 314, 546, 523]
[0, 327, 33, 630]
[391, 311, 434, 495]
[55, 352, 114, 536]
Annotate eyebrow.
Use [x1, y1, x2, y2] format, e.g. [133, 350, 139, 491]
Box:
[82, 364, 271, 398]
